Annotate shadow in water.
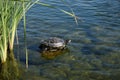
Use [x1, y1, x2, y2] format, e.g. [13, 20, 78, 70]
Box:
[0, 52, 19, 80]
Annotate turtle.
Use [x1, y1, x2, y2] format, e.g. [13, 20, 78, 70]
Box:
[39, 37, 71, 51]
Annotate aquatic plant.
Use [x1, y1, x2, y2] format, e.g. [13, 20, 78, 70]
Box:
[0, 0, 39, 63]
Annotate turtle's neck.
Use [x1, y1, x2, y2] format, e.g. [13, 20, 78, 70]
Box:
[65, 40, 71, 45]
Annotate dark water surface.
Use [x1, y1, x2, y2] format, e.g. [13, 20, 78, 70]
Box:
[15, 0, 120, 80]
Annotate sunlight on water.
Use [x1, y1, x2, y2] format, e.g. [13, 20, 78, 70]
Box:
[14, 0, 120, 80]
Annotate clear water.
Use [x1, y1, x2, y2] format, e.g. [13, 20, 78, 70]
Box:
[15, 0, 120, 80]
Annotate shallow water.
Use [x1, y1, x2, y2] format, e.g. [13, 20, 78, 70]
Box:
[15, 0, 120, 80]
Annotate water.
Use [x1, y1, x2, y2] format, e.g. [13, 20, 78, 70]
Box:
[15, 0, 120, 80]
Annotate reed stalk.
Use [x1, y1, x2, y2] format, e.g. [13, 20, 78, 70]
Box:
[0, 0, 39, 63]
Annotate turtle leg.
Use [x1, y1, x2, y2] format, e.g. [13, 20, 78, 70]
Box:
[49, 47, 55, 51]
[39, 44, 48, 52]
[48, 47, 57, 51]
[62, 47, 66, 50]
[44, 47, 48, 51]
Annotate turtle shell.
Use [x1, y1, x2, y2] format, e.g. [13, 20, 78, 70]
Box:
[39, 37, 66, 51]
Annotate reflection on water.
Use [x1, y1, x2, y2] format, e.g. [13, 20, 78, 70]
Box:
[41, 49, 70, 59]
[15, 0, 120, 80]
[0, 52, 19, 80]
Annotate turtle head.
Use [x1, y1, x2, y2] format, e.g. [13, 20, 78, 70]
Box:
[65, 39, 71, 45]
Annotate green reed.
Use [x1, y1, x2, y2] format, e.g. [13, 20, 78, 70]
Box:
[0, 0, 39, 63]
